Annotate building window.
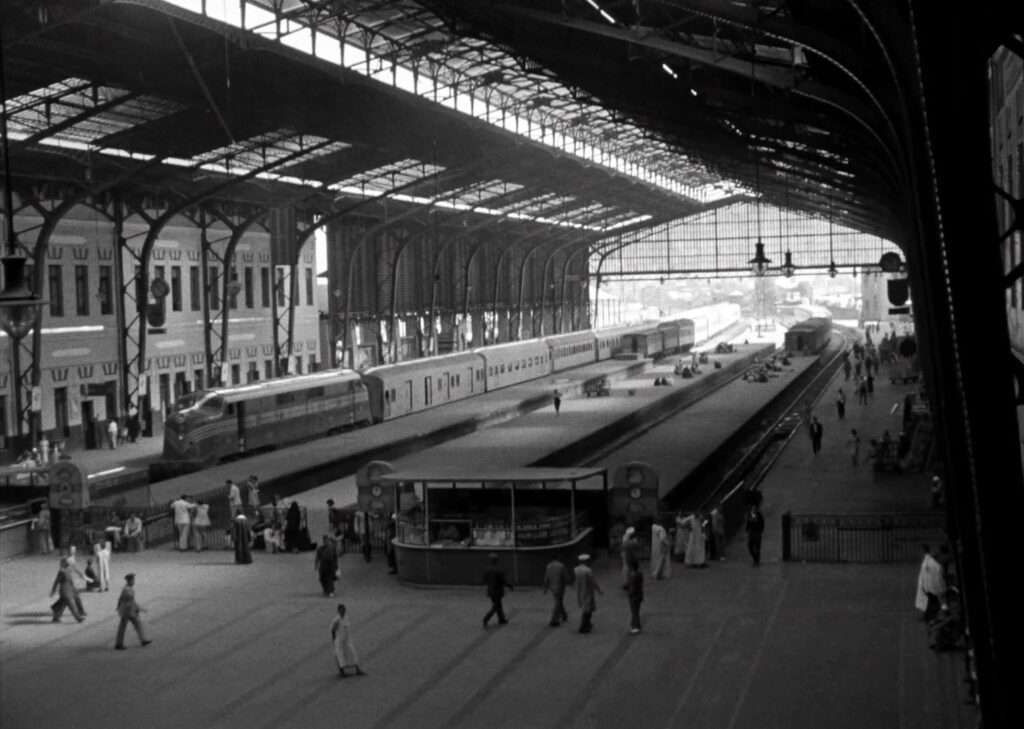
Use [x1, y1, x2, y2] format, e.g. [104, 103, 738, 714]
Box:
[194, 368, 204, 392]
[260, 267, 270, 308]
[265, 359, 274, 380]
[228, 266, 238, 310]
[74, 265, 89, 316]
[190, 266, 201, 311]
[305, 268, 314, 306]
[171, 266, 182, 311]
[209, 266, 220, 310]
[244, 267, 254, 309]
[276, 267, 286, 307]
[98, 265, 113, 315]
[48, 265, 64, 317]
[309, 354, 317, 373]
[294, 356, 303, 375]
[230, 364, 240, 385]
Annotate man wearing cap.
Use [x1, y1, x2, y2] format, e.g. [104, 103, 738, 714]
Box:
[482, 553, 514, 627]
[115, 573, 151, 650]
[574, 554, 603, 634]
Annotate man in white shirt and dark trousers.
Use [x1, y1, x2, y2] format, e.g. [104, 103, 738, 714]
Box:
[170, 495, 195, 551]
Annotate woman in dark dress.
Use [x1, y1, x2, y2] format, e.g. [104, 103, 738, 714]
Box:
[232, 511, 252, 564]
[284, 502, 302, 553]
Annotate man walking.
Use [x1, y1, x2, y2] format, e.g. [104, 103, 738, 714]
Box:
[482, 553, 513, 627]
[836, 389, 846, 420]
[315, 535, 339, 597]
[915, 544, 947, 622]
[331, 604, 365, 677]
[574, 554, 603, 634]
[553, 389, 562, 415]
[847, 428, 861, 467]
[542, 555, 574, 626]
[114, 573, 151, 649]
[809, 416, 824, 456]
[745, 503, 765, 566]
[625, 559, 644, 634]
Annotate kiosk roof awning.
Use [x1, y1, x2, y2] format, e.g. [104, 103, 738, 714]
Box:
[379, 467, 607, 486]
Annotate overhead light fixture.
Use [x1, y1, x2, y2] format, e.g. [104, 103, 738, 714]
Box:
[748, 240, 771, 276]
[828, 260, 839, 278]
[781, 250, 796, 277]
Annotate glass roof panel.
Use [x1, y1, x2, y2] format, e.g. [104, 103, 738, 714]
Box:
[6, 79, 179, 142]
[328, 159, 446, 192]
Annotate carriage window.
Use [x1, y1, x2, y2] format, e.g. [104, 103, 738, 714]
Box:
[275, 393, 295, 405]
[308, 387, 325, 398]
[500, 364, 506, 374]
[226, 403, 236, 415]
[437, 378, 443, 391]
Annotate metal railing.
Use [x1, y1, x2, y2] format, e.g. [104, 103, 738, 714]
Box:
[782, 511, 946, 563]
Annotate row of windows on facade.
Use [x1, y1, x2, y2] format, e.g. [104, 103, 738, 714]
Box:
[0, 354, 323, 440]
[43, 264, 316, 317]
[159, 355, 320, 403]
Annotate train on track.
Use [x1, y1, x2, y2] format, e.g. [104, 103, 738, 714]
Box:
[161, 303, 742, 466]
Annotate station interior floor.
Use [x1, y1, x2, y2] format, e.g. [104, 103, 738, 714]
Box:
[0, 328, 976, 729]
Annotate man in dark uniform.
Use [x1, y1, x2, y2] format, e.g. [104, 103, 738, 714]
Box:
[482, 553, 514, 627]
[745, 504, 766, 566]
[809, 416, 824, 456]
[384, 514, 398, 574]
[115, 573, 151, 649]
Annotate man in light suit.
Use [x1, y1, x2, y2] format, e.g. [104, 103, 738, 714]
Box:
[574, 554, 603, 634]
[542, 556, 574, 627]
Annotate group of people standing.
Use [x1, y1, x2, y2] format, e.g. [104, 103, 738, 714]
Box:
[169, 494, 212, 551]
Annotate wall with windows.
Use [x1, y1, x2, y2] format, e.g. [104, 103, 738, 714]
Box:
[0, 205, 321, 449]
[990, 45, 1024, 466]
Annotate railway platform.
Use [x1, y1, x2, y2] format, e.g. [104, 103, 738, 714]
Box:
[0, 328, 975, 729]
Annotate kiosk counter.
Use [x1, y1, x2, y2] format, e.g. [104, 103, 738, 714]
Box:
[383, 467, 608, 586]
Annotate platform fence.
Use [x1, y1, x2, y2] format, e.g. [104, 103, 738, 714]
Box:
[782, 511, 946, 563]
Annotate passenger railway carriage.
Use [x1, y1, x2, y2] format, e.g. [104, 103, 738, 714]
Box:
[475, 339, 551, 390]
[362, 352, 484, 422]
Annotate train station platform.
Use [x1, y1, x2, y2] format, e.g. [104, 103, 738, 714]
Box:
[0, 328, 976, 729]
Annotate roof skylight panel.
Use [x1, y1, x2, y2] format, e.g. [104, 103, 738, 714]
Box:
[329, 159, 445, 191]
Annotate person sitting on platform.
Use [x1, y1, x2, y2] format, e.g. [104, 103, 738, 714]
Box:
[123, 514, 144, 552]
[680, 366, 692, 379]
[251, 513, 269, 551]
[104, 512, 124, 551]
[929, 587, 963, 651]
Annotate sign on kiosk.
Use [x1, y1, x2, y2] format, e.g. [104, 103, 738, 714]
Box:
[49, 461, 88, 509]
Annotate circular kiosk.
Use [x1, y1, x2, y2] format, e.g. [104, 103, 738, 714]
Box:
[385, 466, 608, 586]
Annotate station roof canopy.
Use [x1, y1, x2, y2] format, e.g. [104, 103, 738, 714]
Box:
[379, 467, 608, 487]
[0, 1, 947, 247]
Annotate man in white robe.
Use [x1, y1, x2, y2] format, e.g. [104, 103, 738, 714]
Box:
[915, 544, 946, 621]
[331, 604, 365, 677]
[683, 512, 707, 567]
[650, 522, 671, 579]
